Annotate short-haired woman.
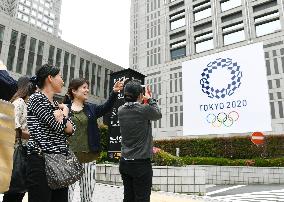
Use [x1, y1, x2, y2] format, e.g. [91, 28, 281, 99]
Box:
[66, 78, 125, 202]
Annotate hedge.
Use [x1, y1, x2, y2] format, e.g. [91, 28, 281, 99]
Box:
[154, 135, 284, 159]
[152, 150, 284, 167]
[99, 124, 109, 152]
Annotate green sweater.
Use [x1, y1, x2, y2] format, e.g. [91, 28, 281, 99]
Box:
[68, 109, 98, 163]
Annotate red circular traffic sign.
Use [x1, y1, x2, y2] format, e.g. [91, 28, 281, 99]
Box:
[251, 132, 265, 145]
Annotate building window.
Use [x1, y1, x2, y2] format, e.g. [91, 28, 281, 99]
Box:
[175, 113, 178, 126]
[91, 63, 96, 95]
[55, 48, 62, 69]
[27, 38, 36, 75]
[85, 60, 90, 81]
[63, 52, 69, 83]
[278, 101, 284, 118]
[194, 32, 213, 53]
[170, 17, 185, 30]
[222, 22, 245, 45]
[275, 79, 280, 88]
[0, 25, 4, 55]
[36, 41, 44, 72]
[79, 58, 84, 78]
[266, 60, 271, 75]
[48, 45, 55, 65]
[270, 102, 276, 119]
[104, 69, 109, 98]
[268, 80, 272, 89]
[223, 29, 245, 45]
[195, 38, 214, 53]
[170, 40, 186, 49]
[255, 12, 280, 37]
[221, 0, 242, 12]
[96, 66, 102, 96]
[274, 58, 279, 74]
[269, 93, 274, 100]
[180, 112, 183, 126]
[170, 46, 186, 60]
[193, 1, 211, 21]
[16, 33, 27, 74]
[170, 114, 173, 127]
[70, 54, 76, 81]
[7, 30, 18, 71]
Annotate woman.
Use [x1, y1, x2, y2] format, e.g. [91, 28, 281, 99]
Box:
[26, 64, 75, 202]
[2, 76, 36, 202]
[66, 78, 125, 202]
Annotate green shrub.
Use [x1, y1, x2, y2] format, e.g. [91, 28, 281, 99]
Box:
[152, 151, 284, 167]
[152, 150, 184, 166]
[154, 135, 284, 159]
[97, 151, 108, 164]
[99, 124, 109, 152]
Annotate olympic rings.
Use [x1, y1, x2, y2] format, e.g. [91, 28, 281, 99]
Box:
[206, 111, 239, 127]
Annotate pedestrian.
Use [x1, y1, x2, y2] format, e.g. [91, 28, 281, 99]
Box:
[26, 64, 75, 202]
[118, 80, 162, 202]
[66, 77, 125, 202]
[2, 76, 37, 202]
[0, 60, 17, 101]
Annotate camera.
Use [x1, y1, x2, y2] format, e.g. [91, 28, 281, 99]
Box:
[141, 85, 146, 95]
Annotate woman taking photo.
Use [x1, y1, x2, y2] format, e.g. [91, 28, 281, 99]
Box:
[66, 77, 125, 202]
[3, 76, 36, 202]
[26, 64, 75, 202]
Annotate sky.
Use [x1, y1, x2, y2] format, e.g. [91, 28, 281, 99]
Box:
[60, 1, 131, 68]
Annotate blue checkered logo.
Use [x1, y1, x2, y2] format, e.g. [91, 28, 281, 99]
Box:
[200, 58, 243, 99]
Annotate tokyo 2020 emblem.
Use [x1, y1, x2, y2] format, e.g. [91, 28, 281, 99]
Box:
[200, 58, 243, 99]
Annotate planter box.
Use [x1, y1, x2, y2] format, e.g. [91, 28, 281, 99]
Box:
[96, 164, 206, 195]
[199, 165, 284, 185]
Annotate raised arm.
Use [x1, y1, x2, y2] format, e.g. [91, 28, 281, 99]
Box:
[95, 79, 126, 117]
[142, 98, 162, 121]
[94, 91, 118, 118]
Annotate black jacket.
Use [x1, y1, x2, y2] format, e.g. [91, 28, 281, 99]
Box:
[67, 91, 118, 152]
[0, 70, 17, 101]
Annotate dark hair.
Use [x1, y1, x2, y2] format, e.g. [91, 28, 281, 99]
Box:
[124, 80, 143, 102]
[65, 78, 89, 101]
[36, 64, 60, 89]
[10, 76, 37, 102]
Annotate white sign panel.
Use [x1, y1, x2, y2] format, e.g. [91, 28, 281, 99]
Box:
[182, 43, 272, 135]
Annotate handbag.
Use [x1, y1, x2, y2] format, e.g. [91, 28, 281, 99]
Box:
[7, 129, 28, 193]
[0, 100, 15, 193]
[43, 148, 83, 190]
[31, 101, 83, 190]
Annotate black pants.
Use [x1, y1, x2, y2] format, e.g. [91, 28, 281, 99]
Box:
[26, 154, 68, 202]
[119, 158, 153, 202]
[2, 193, 25, 202]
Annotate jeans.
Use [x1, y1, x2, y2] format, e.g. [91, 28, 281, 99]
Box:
[119, 158, 152, 202]
[26, 154, 68, 202]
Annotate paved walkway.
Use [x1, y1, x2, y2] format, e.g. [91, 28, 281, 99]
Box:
[1, 183, 220, 202]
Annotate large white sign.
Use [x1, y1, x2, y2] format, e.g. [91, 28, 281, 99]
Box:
[182, 43, 272, 135]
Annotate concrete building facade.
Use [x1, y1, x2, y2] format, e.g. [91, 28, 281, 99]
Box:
[0, 0, 61, 36]
[0, 12, 123, 104]
[130, 0, 284, 137]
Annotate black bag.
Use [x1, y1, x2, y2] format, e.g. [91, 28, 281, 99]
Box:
[7, 130, 27, 193]
[44, 148, 83, 190]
